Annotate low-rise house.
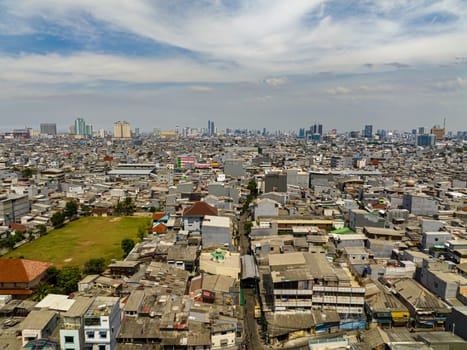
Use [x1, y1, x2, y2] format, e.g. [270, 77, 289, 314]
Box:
[364, 282, 410, 328]
[0, 258, 52, 297]
[201, 215, 233, 251]
[391, 278, 451, 328]
[167, 245, 198, 272]
[59, 296, 94, 350]
[21, 309, 59, 346]
[421, 231, 451, 250]
[183, 201, 218, 233]
[83, 296, 121, 350]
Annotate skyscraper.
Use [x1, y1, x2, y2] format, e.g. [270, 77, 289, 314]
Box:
[207, 120, 215, 136]
[74, 118, 92, 137]
[113, 121, 131, 138]
[364, 125, 373, 139]
[74, 118, 86, 136]
[40, 123, 57, 135]
[430, 126, 445, 141]
[311, 123, 323, 135]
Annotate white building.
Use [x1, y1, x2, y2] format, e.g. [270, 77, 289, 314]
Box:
[84, 296, 121, 350]
[60, 297, 95, 350]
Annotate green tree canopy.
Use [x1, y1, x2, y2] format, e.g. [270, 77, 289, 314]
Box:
[57, 266, 82, 295]
[114, 197, 135, 216]
[121, 238, 135, 257]
[31, 282, 52, 301]
[83, 258, 106, 275]
[64, 201, 78, 219]
[51, 211, 65, 228]
[37, 224, 47, 235]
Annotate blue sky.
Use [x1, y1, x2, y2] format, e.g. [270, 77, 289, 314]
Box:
[0, 0, 466, 132]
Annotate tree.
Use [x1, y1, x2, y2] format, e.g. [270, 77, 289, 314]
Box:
[37, 224, 47, 235]
[21, 168, 36, 178]
[247, 179, 258, 196]
[80, 204, 91, 216]
[114, 197, 135, 216]
[244, 221, 253, 235]
[121, 238, 135, 257]
[57, 266, 82, 294]
[83, 258, 106, 275]
[137, 226, 146, 242]
[64, 201, 78, 219]
[51, 211, 65, 228]
[31, 282, 52, 301]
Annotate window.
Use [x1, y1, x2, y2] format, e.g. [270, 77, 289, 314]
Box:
[99, 331, 107, 338]
[64, 336, 74, 343]
[99, 345, 106, 350]
[86, 331, 95, 339]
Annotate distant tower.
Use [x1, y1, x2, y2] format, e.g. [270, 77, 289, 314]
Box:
[74, 118, 92, 137]
[40, 123, 57, 135]
[113, 121, 131, 138]
[364, 125, 373, 139]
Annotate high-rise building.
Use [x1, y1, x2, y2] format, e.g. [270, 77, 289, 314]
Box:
[207, 120, 215, 136]
[75, 118, 86, 136]
[298, 128, 306, 138]
[418, 127, 426, 135]
[113, 121, 131, 138]
[74, 118, 92, 137]
[364, 125, 373, 139]
[40, 123, 57, 135]
[416, 134, 436, 146]
[430, 126, 445, 141]
[311, 123, 323, 135]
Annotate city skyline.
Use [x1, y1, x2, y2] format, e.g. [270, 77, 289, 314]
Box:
[1, 1, 466, 130]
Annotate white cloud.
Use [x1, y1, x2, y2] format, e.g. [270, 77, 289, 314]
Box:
[324, 86, 351, 95]
[263, 77, 288, 87]
[188, 85, 212, 92]
[0, 0, 466, 90]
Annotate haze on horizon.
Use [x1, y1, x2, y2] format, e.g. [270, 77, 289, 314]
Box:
[0, 0, 466, 132]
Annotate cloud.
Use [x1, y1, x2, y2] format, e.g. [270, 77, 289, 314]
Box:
[385, 62, 410, 69]
[188, 85, 212, 92]
[324, 86, 351, 95]
[263, 77, 288, 87]
[0, 0, 466, 87]
[429, 77, 466, 91]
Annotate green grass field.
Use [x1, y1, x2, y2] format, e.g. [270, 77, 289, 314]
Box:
[3, 216, 150, 268]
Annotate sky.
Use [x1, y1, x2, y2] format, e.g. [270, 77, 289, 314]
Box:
[0, 0, 466, 132]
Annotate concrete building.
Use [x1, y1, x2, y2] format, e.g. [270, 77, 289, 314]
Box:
[421, 231, 451, 250]
[60, 297, 94, 350]
[0, 194, 30, 224]
[224, 159, 245, 178]
[264, 171, 287, 193]
[254, 198, 279, 221]
[113, 121, 131, 138]
[83, 296, 121, 350]
[419, 260, 467, 301]
[21, 310, 59, 346]
[201, 215, 232, 250]
[402, 193, 439, 216]
[40, 123, 57, 135]
[349, 209, 385, 231]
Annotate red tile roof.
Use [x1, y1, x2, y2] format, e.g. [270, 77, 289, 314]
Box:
[150, 223, 167, 234]
[9, 223, 27, 232]
[152, 212, 167, 221]
[183, 202, 218, 217]
[0, 289, 33, 295]
[0, 259, 52, 283]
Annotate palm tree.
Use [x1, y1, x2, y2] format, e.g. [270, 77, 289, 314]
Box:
[31, 282, 51, 301]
